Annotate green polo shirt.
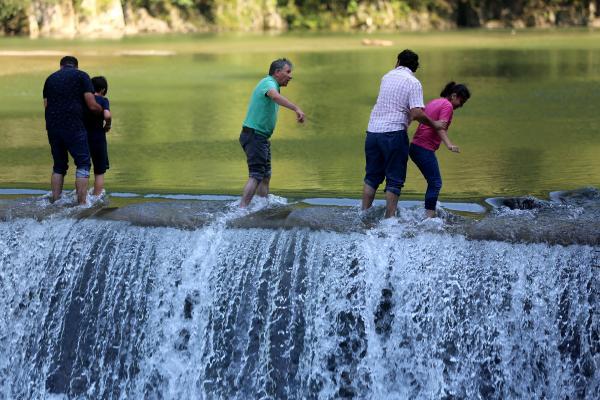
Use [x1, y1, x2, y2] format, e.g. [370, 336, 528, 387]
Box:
[243, 75, 280, 138]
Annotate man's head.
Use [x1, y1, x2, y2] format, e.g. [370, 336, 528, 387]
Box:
[92, 76, 108, 95]
[269, 58, 293, 87]
[60, 56, 78, 69]
[396, 49, 419, 72]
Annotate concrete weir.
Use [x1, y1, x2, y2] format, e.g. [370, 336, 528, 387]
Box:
[0, 187, 598, 246]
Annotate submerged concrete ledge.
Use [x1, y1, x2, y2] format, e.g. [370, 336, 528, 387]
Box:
[1, 188, 599, 247]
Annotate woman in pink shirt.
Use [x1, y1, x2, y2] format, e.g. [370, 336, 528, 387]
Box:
[409, 82, 471, 218]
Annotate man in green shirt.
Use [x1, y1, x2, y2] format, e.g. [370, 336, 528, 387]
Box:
[239, 58, 305, 207]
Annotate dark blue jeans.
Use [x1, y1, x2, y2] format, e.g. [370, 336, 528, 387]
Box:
[409, 143, 442, 210]
[364, 130, 409, 195]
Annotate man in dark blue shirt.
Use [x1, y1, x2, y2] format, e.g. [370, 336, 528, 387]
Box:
[43, 56, 102, 205]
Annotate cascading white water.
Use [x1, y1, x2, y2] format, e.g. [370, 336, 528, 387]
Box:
[0, 216, 598, 399]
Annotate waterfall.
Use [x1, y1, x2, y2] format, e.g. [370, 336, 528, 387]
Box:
[1, 214, 598, 399]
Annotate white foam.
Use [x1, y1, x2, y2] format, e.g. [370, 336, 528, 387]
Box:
[143, 193, 238, 201]
[0, 217, 596, 398]
[111, 192, 141, 198]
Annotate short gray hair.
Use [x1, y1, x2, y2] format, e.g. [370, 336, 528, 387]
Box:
[269, 58, 293, 75]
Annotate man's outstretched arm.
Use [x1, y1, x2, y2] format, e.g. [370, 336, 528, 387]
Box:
[267, 88, 305, 123]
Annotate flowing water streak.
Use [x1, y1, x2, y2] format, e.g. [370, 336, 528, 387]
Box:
[0, 213, 598, 399]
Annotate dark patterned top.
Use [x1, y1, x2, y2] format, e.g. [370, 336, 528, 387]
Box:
[43, 66, 94, 132]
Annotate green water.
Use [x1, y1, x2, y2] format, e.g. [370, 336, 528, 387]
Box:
[1, 31, 599, 200]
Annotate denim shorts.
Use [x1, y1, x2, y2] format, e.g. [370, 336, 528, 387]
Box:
[364, 130, 409, 195]
[47, 129, 91, 177]
[239, 126, 271, 181]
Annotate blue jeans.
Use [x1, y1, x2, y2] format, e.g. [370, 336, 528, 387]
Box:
[409, 143, 442, 210]
[364, 130, 409, 195]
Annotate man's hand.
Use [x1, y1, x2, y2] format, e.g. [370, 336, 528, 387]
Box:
[295, 108, 305, 123]
[432, 120, 448, 131]
[410, 108, 447, 131]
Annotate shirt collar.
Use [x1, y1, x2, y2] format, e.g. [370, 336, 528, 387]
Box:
[395, 66, 414, 75]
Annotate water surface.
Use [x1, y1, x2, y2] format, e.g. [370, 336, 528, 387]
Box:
[1, 31, 599, 200]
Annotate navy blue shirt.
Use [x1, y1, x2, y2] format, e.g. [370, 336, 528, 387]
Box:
[85, 95, 110, 140]
[43, 66, 94, 132]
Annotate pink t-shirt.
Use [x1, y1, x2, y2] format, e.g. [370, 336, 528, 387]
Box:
[412, 98, 454, 151]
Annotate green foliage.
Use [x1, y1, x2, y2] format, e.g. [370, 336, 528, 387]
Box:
[0, 0, 31, 34]
[0, 0, 27, 20]
[1, 0, 599, 34]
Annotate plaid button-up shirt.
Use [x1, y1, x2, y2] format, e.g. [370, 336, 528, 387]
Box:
[367, 66, 425, 133]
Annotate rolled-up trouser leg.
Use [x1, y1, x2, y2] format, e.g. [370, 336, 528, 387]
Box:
[75, 168, 90, 179]
[66, 130, 91, 178]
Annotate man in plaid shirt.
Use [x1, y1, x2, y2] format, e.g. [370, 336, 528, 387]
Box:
[362, 49, 446, 218]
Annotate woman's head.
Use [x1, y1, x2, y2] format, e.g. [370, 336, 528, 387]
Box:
[440, 82, 470, 109]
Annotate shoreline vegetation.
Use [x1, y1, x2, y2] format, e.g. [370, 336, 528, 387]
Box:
[1, 1, 600, 39]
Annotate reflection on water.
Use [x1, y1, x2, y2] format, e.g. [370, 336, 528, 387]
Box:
[0, 34, 599, 199]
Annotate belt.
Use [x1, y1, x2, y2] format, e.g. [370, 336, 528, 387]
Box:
[366, 129, 407, 135]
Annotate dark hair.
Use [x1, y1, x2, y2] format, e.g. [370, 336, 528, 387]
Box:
[60, 56, 78, 68]
[397, 49, 419, 72]
[92, 76, 108, 94]
[440, 81, 471, 100]
[269, 58, 292, 76]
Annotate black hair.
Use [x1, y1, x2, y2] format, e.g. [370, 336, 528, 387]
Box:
[396, 49, 419, 72]
[440, 81, 471, 100]
[91, 76, 108, 95]
[60, 56, 78, 68]
[269, 58, 293, 76]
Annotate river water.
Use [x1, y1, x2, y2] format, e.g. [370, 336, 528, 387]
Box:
[0, 31, 599, 198]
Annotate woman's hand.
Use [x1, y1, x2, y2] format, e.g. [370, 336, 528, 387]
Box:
[447, 143, 460, 153]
